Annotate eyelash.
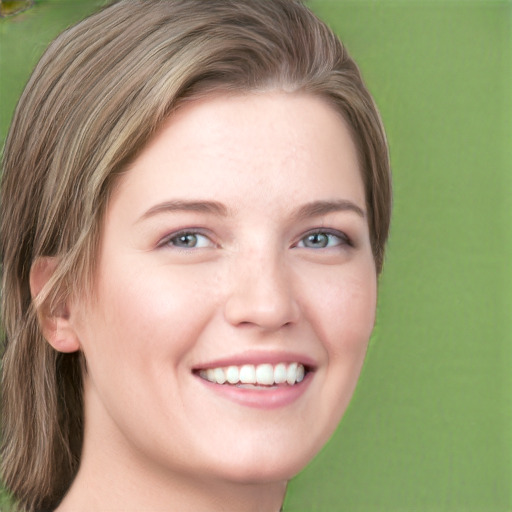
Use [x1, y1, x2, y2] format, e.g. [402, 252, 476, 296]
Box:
[159, 229, 215, 249]
[159, 228, 351, 250]
[295, 229, 351, 250]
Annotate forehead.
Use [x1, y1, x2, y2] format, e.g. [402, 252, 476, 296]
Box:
[111, 91, 365, 220]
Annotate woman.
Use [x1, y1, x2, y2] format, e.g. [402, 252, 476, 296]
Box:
[0, 0, 391, 510]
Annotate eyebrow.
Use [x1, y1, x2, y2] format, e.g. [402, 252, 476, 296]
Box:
[293, 199, 366, 220]
[138, 200, 230, 222]
[137, 198, 365, 223]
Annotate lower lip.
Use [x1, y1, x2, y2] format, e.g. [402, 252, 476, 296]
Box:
[195, 373, 313, 410]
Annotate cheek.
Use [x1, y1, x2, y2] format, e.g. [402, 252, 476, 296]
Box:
[76, 263, 219, 379]
[332, 276, 376, 356]
[307, 263, 377, 360]
[296, 262, 377, 446]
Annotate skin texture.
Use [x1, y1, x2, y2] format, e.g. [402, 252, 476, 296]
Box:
[39, 92, 377, 511]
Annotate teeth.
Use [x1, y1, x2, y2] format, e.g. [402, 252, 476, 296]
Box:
[226, 366, 239, 384]
[199, 363, 307, 386]
[296, 364, 305, 383]
[213, 368, 226, 384]
[239, 364, 256, 384]
[256, 364, 274, 385]
[286, 362, 298, 385]
[274, 363, 287, 384]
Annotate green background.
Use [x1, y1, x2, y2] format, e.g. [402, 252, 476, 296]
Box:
[1, 0, 511, 510]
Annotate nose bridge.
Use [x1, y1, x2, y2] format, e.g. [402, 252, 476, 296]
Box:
[223, 241, 300, 330]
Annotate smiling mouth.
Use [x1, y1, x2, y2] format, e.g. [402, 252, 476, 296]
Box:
[195, 362, 308, 387]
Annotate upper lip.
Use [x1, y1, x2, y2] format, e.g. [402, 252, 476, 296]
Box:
[192, 350, 317, 371]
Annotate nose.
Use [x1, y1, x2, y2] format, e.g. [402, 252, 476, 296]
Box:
[223, 249, 301, 331]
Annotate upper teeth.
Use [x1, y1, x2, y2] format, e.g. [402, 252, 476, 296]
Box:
[199, 363, 305, 386]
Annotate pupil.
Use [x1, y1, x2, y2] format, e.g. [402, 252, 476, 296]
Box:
[308, 233, 327, 247]
[179, 234, 196, 247]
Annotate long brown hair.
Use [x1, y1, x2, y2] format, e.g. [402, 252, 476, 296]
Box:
[0, 1, 391, 510]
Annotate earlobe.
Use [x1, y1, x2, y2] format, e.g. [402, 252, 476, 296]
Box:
[30, 257, 80, 353]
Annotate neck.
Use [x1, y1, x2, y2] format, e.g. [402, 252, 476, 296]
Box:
[58, 466, 287, 512]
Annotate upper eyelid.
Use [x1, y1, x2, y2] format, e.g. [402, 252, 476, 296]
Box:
[297, 228, 350, 243]
[155, 227, 352, 249]
[157, 228, 215, 248]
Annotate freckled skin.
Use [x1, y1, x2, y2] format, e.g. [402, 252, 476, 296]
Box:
[60, 92, 377, 511]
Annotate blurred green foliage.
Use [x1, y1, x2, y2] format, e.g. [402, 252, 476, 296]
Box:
[0, 0, 34, 18]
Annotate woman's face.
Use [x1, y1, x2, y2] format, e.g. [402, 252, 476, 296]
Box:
[70, 92, 377, 484]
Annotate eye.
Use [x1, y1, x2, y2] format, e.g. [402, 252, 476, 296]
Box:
[164, 231, 214, 249]
[296, 230, 349, 249]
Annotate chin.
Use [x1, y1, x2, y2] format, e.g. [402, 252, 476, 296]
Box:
[204, 439, 322, 485]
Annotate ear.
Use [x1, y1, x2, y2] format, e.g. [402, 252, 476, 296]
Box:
[30, 257, 80, 353]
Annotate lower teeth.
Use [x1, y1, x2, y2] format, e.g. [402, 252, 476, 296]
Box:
[235, 383, 289, 389]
